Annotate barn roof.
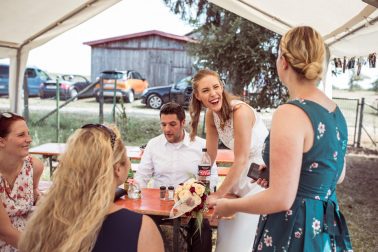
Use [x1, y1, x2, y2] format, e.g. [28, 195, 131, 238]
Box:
[83, 30, 197, 46]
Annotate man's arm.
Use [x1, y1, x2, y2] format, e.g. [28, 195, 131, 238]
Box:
[134, 141, 154, 188]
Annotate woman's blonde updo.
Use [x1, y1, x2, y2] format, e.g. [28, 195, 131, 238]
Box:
[280, 26, 325, 81]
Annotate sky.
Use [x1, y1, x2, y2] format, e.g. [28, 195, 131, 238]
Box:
[1, 0, 194, 76]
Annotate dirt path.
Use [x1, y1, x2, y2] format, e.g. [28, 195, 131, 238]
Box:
[337, 153, 378, 251]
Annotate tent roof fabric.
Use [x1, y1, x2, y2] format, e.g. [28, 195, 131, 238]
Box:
[209, 0, 378, 57]
[83, 30, 197, 46]
[0, 0, 121, 58]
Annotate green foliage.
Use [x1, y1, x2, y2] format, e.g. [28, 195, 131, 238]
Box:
[163, 0, 288, 108]
[116, 98, 128, 139]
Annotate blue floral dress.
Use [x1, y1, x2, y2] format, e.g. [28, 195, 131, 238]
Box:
[252, 99, 353, 252]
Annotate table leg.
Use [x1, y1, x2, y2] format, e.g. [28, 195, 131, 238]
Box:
[173, 218, 179, 252]
[48, 156, 53, 178]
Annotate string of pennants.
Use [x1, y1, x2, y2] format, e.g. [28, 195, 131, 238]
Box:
[332, 53, 376, 76]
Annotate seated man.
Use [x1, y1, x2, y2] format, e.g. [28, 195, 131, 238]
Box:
[135, 102, 218, 252]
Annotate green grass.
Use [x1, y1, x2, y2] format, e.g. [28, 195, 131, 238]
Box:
[27, 111, 162, 147]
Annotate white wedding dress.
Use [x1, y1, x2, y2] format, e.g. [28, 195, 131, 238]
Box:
[213, 100, 268, 252]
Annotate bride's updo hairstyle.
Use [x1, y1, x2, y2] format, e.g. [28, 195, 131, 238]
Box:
[280, 26, 325, 81]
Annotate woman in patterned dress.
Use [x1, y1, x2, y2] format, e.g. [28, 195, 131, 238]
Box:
[190, 69, 268, 252]
[212, 26, 353, 251]
[0, 112, 44, 251]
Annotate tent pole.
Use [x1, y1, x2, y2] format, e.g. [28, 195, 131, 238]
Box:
[322, 45, 333, 98]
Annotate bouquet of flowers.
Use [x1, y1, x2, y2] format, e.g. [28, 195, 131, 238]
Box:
[169, 178, 209, 233]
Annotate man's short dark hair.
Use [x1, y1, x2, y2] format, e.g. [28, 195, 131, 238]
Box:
[160, 102, 185, 122]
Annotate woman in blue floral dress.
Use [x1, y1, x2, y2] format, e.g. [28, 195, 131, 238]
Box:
[212, 26, 353, 251]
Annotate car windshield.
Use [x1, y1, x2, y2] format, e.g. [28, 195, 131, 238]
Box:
[101, 72, 124, 79]
[0, 66, 9, 78]
[175, 76, 192, 90]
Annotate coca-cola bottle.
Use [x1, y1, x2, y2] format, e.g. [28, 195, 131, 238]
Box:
[198, 148, 211, 191]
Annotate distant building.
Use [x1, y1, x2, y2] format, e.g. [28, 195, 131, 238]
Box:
[84, 30, 197, 87]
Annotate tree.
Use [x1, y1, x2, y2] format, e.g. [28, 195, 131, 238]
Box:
[163, 0, 288, 108]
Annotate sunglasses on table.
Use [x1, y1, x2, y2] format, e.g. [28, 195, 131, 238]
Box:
[81, 124, 116, 149]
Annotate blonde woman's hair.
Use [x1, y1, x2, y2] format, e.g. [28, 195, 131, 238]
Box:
[189, 69, 237, 141]
[280, 26, 325, 81]
[19, 124, 127, 252]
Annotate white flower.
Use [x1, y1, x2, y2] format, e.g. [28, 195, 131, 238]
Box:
[184, 178, 196, 186]
[318, 122, 326, 134]
[193, 183, 205, 196]
[294, 231, 301, 238]
[312, 219, 321, 232]
[336, 127, 340, 140]
[333, 151, 338, 160]
[257, 242, 263, 250]
[264, 235, 273, 247]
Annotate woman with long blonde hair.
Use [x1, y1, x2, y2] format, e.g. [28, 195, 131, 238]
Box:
[190, 69, 268, 252]
[19, 124, 163, 252]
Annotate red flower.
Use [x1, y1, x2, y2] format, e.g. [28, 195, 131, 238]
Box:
[19, 186, 24, 191]
[189, 186, 196, 194]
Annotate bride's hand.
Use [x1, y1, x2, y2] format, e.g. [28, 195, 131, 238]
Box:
[211, 198, 235, 220]
[206, 194, 219, 208]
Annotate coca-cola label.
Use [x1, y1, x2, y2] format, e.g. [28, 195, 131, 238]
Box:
[198, 165, 211, 176]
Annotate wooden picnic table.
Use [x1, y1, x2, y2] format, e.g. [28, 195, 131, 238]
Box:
[115, 188, 219, 252]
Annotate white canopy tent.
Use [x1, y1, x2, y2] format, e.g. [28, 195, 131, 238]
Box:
[0, 0, 121, 113]
[209, 0, 378, 97]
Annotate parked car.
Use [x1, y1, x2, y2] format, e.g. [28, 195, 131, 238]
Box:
[0, 63, 51, 96]
[39, 74, 93, 100]
[94, 70, 148, 103]
[141, 76, 192, 109]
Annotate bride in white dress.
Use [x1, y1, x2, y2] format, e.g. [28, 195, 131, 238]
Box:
[189, 69, 268, 252]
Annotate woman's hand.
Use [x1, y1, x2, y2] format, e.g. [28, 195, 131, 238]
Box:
[250, 165, 269, 188]
[255, 178, 269, 188]
[206, 194, 219, 208]
[211, 198, 235, 220]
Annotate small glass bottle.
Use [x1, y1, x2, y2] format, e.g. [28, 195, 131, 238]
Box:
[167, 186, 175, 200]
[159, 186, 167, 200]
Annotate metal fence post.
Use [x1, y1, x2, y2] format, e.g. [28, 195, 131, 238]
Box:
[99, 76, 104, 124]
[55, 77, 60, 142]
[112, 78, 117, 123]
[23, 74, 29, 122]
[352, 99, 359, 146]
[356, 97, 365, 148]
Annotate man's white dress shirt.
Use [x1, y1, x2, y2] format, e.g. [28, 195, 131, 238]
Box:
[135, 131, 218, 190]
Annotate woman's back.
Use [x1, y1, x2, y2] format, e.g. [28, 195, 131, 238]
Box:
[92, 209, 142, 252]
[255, 99, 352, 251]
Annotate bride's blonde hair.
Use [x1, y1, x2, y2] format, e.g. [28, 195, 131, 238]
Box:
[19, 124, 126, 252]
